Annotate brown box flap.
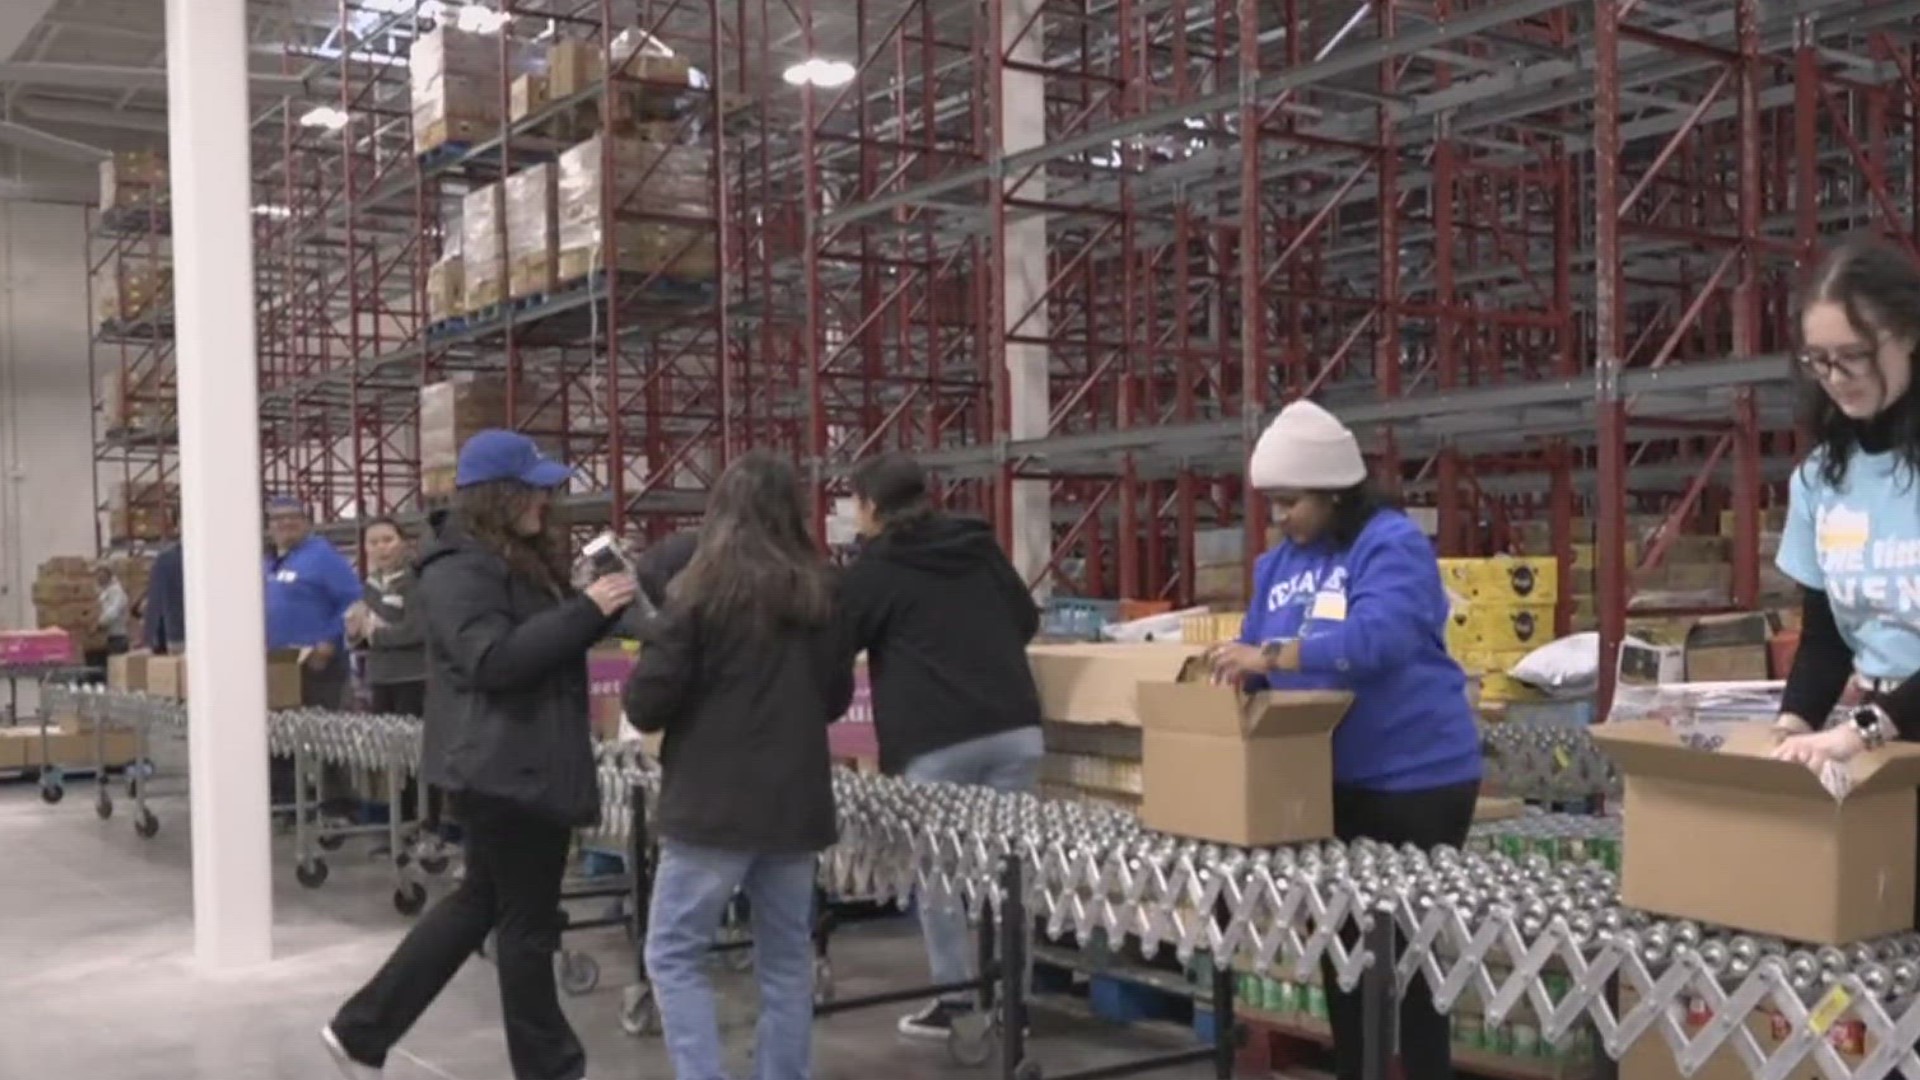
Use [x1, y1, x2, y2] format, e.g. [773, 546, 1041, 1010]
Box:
[1593, 720, 1920, 797]
[1138, 680, 1350, 738]
[1027, 643, 1205, 727]
[1685, 612, 1778, 650]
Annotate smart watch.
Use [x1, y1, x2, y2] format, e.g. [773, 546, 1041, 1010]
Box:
[1260, 640, 1286, 670]
[1850, 703, 1893, 751]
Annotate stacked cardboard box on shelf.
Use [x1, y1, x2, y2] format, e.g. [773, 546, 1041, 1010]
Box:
[1441, 556, 1559, 704]
[505, 163, 559, 299]
[108, 481, 180, 544]
[418, 373, 562, 498]
[554, 134, 717, 284]
[99, 361, 175, 434]
[32, 557, 103, 652]
[96, 261, 173, 327]
[460, 183, 506, 313]
[98, 150, 168, 214]
[427, 228, 463, 325]
[409, 26, 531, 155]
[1191, 527, 1247, 606]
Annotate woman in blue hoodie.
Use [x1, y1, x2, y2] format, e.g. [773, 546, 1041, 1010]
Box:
[1206, 398, 1481, 1080]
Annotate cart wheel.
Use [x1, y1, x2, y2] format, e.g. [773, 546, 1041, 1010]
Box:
[1013, 1061, 1043, 1080]
[419, 853, 451, 876]
[812, 957, 835, 1005]
[620, 984, 661, 1037]
[947, 1012, 997, 1068]
[40, 782, 64, 805]
[135, 810, 159, 839]
[95, 794, 113, 820]
[559, 951, 600, 996]
[317, 833, 347, 852]
[393, 883, 428, 916]
[296, 858, 330, 888]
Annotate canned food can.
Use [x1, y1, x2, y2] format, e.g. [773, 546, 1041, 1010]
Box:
[1307, 985, 1329, 1020]
[1511, 1022, 1540, 1059]
[1481, 1018, 1511, 1055]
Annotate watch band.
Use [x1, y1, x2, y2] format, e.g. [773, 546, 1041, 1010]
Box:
[1852, 703, 1893, 750]
[1260, 640, 1284, 670]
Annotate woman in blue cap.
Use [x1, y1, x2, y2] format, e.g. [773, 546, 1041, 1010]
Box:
[323, 429, 637, 1080]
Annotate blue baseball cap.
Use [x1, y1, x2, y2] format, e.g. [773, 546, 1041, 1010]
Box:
[456, 429, 572, 490]
[265, 494, 305, 515]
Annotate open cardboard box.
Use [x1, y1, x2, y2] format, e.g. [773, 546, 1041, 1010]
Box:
[1027, 643, 1203, 727]
[1136, 656, 1350, 847]
[1593, 720, 1920, 945]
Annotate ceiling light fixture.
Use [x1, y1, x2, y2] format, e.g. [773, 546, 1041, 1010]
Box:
[781, 58, 855, 89]
[252, 204, 292, 219]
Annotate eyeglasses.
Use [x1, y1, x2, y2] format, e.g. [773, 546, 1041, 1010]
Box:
[1795, 343, 1878, 378]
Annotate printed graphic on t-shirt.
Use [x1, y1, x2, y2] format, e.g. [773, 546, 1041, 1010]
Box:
[1266, 565, 1346, 613]
[1779, 454, 1920, 680]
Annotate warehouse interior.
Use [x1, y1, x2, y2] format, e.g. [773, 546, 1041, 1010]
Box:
[0, 0, 1916, 1077]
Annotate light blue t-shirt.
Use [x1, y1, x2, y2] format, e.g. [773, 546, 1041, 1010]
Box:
[1777, 449, 1920, 680]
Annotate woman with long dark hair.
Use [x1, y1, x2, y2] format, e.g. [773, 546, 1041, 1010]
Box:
[624, 451, 853, 1080]
[323, 429, 636, 1080]
[1771, 240, 1920, 887]
[1206, 399, 1481, 1080]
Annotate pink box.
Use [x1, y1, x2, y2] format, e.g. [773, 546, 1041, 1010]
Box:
[0, 630, 75, 667]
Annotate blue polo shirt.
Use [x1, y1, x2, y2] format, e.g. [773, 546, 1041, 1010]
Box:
[263, 535, 362, 650]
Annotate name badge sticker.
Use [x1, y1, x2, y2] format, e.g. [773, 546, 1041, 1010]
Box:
[1309, 590, 1349, 622]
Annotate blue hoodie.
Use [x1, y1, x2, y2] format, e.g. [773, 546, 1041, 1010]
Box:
[263, 535, 363, 651]
[1239, 509, 1482, 791]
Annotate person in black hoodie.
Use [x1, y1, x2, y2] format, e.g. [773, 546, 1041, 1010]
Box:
[323, 430, 636, 1080]
[625, 451, 852, 1080]
[840, 452, 1044, 1040]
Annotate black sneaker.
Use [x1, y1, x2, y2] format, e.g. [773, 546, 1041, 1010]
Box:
[898, 999, 973, 1040]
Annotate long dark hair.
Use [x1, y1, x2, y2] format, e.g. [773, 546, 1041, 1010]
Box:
[454, 481, 571, 593]
[1800, 238, 1920, 489]
[850, 451, 936, 532]
[670, 451, 833, 628]
[1325, 479, 1395, 549]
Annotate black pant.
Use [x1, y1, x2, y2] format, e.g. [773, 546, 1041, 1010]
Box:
[332, 792, 584, 1080]
[83, 636, 129, 681]
[1324, 779, 1479, 1080]
[271, 650, 351, 809]
[370, 681, 441, 830]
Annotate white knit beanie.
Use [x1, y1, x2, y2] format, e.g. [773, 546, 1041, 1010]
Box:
[1248, 400, 1368, 490]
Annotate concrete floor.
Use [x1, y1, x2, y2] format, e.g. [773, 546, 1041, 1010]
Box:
[0, 780, 1309, 1080]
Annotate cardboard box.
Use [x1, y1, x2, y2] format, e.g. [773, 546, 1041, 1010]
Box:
[1027, 643, 1201, 727]
[1448, 601, 1556, 654]
[148, 654, 187, 701]
[1618, 986, 1870, 1080]
[548, 39, 603, 97]
[267, 651, 303, 710]
[1685, 613, 1776, 683]
[108, 650, 152, 692]
[510, 73, 551, 121]
[1592, 720, 1920, 944]
[0, 729, 27, 771]
[1136, 672, 1349, 846]
[1617, 640, 1684, 687]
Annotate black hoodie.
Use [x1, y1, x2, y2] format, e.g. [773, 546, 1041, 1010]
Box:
[840, 514, 1042, 773]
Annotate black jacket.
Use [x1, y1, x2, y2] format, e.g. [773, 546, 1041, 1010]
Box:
[417, 521, 608, 827]
[624, 600, 854, 853]
[841, 514, 1042, 774]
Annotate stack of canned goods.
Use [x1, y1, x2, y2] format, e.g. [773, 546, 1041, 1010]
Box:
[1467, 810, 1623, 873]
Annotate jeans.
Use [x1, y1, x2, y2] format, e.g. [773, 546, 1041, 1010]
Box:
[903, 727, 1045, 998]
[331, 792, 585, 1080]
[1323, 780, 1479, 1080]
[646, 841, 819, 1080]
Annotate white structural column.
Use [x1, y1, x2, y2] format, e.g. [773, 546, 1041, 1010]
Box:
[1003, 0, 1052, 592]
[165, 0, 275, 968]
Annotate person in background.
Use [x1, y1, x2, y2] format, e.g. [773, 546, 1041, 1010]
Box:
[265, 496, 365, 814]
[1206, 399, 1482, 1080]
[265, 496, 363, 708]
[1770, 241, 1920, 925]
[143, 540, 185, 655]
[324, 429, 636, 1080]
[351, 516, 442, 850]
[88, 565, 131, 671]
[625, 452, 852, 1080]
[838, 451, 1044, 1040]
